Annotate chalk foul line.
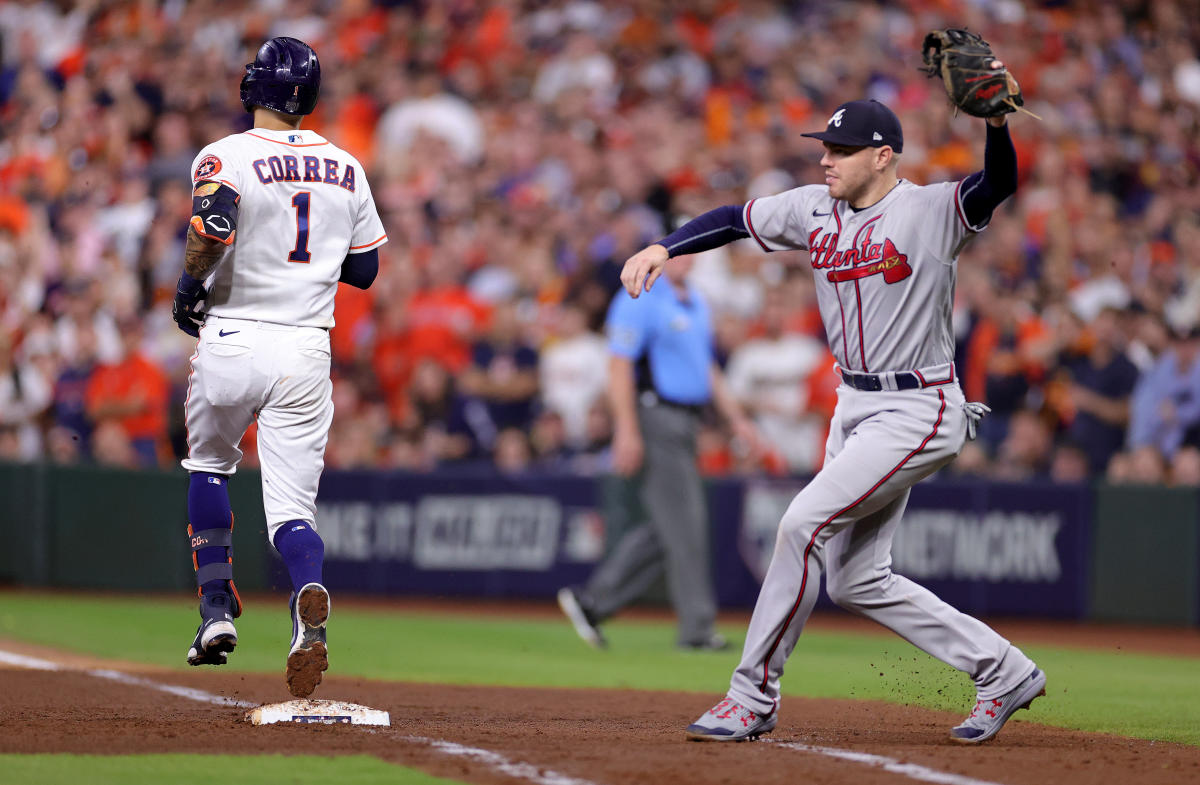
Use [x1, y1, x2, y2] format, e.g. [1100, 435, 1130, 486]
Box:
[772, 740, 1008, 785]
[1, 648, 1012, 785]
[0, 648, 600, 785]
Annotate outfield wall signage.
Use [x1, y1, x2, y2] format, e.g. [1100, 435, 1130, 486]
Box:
[309, 471, 1090, 617]
[731, 478, 1090, 618]
[308, 471, 601, 596]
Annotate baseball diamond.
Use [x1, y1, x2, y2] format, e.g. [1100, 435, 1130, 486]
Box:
[0, 599, 1198, 785]
[2, 1, 1200, 784]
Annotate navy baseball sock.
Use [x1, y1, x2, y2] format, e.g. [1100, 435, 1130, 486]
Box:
[273, 521, 324, 593]
[188, 472, 235, 598]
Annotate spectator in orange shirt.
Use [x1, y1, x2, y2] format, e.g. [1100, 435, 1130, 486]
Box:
[85, 317, 169, 467]
[963, 290, 1048, 447]
[403, 257, 491, 374]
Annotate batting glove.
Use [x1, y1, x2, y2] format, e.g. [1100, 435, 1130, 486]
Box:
[962, 401, 992, 441]
[173, 272, 208, 338]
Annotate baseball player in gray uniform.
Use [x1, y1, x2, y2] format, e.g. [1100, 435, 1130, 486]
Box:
[619, 95, 1045, 743]
[173, 37, 386, 698]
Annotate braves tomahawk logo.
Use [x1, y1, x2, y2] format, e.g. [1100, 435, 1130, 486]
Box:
[808, 219, 912, 284]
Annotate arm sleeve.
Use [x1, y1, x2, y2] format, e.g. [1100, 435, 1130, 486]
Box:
[339, 248, 379, 289]
[959, 122, 1018, 230]
[657, 205, 749, 257]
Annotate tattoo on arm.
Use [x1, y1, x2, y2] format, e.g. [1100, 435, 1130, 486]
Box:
[184, 225, 226, 279]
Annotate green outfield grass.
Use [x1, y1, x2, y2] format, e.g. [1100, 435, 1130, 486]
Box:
[1, 592, 1197, 747]
[0, 754, 462, 785]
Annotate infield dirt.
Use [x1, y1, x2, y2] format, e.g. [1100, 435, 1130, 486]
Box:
[1, 635, 1198, 785]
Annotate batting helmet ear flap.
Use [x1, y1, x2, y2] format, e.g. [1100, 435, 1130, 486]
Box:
[240, 36, 321, 116]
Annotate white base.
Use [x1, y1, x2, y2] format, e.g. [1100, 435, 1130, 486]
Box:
[246, 699, 390, 726]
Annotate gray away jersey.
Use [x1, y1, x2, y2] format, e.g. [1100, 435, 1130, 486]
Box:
[744, 179, 983, 373]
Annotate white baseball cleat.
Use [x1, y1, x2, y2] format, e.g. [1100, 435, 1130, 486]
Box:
[685, 697, 777, 741]
[187, 618, 237, 666]
[286, 582, 329, 698]
[186, 592, 239, 666]
[950, 667, 1046, 743]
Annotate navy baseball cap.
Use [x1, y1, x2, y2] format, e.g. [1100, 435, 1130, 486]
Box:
[801, 99, 904, 153]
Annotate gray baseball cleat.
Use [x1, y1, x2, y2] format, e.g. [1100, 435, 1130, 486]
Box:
[557, 587, 607, 649]
[685, 697, 777, 741]
[187, 592, 238, 666]
[950, 667, 1046, 743]
[286, 582, 329, 698]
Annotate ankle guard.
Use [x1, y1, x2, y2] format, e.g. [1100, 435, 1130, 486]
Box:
[189, 522, 243, 618]
[197, 590, 239, 623]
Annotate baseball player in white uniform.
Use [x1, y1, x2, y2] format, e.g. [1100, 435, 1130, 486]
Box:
[173, 37, 386, 699]
[619, 95, 1046, 744]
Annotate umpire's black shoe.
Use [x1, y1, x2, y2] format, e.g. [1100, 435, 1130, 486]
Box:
[678, 633, 731, 652]
[557, 587, 608, 649]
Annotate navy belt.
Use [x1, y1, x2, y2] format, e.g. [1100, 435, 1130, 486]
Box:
[841, 369, 921, 392]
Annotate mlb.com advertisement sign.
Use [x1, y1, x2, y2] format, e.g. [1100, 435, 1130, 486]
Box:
[734, 479, 1090, 617]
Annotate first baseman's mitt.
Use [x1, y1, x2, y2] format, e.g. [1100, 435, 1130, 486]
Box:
[921, 28, 1026, 118]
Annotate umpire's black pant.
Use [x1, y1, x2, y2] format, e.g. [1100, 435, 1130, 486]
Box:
[584, 400, 717, 646]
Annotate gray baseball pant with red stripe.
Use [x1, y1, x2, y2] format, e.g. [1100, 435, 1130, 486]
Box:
[727, 382, 1036, 717]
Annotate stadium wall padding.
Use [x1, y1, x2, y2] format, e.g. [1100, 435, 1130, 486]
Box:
[0, 462, 1196, 625]
[1089, 485, 1199, 625]
[0, 463, 272, 593]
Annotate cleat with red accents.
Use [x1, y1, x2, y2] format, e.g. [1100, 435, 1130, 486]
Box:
[685, 697, 777, 742]
[950, 667, 1046, 744]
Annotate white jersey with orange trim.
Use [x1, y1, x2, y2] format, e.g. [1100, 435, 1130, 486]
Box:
[743, 179, 979, 373]
[188, 128, 387, 329]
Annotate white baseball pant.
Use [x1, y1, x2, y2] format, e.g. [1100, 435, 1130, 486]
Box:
[181, 315, 333, 540]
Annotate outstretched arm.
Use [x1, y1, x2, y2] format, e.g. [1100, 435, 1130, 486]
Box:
[960, 117, 1018, 228]
[658, 205, 749, 257]
[620, 205, 748, 297]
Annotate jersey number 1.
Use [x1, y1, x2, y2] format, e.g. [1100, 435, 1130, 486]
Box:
[289, 191, 312, 263]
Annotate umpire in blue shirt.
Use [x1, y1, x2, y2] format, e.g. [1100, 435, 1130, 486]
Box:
[558, 256, 759, 649]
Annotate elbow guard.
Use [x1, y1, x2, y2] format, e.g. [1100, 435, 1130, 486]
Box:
[190, 181, 240, 245]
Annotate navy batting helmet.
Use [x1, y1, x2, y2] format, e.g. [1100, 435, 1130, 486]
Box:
[240, 37, 321, 116]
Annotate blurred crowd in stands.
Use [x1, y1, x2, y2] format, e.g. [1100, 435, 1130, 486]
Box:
[1, 0, 1198, 486]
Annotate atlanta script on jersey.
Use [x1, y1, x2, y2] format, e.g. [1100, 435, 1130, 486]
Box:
[743, 180, 983, 373]
[188, 128, 387, 329]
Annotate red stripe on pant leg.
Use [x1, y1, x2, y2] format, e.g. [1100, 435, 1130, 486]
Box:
[757, 390, 947, 692]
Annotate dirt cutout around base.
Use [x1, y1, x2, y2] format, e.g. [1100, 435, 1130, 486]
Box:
[1, 648, 1198, 785]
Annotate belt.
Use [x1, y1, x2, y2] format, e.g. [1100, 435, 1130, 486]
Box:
[839, 363, 956, 392]
[639, 390, 705, 415]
